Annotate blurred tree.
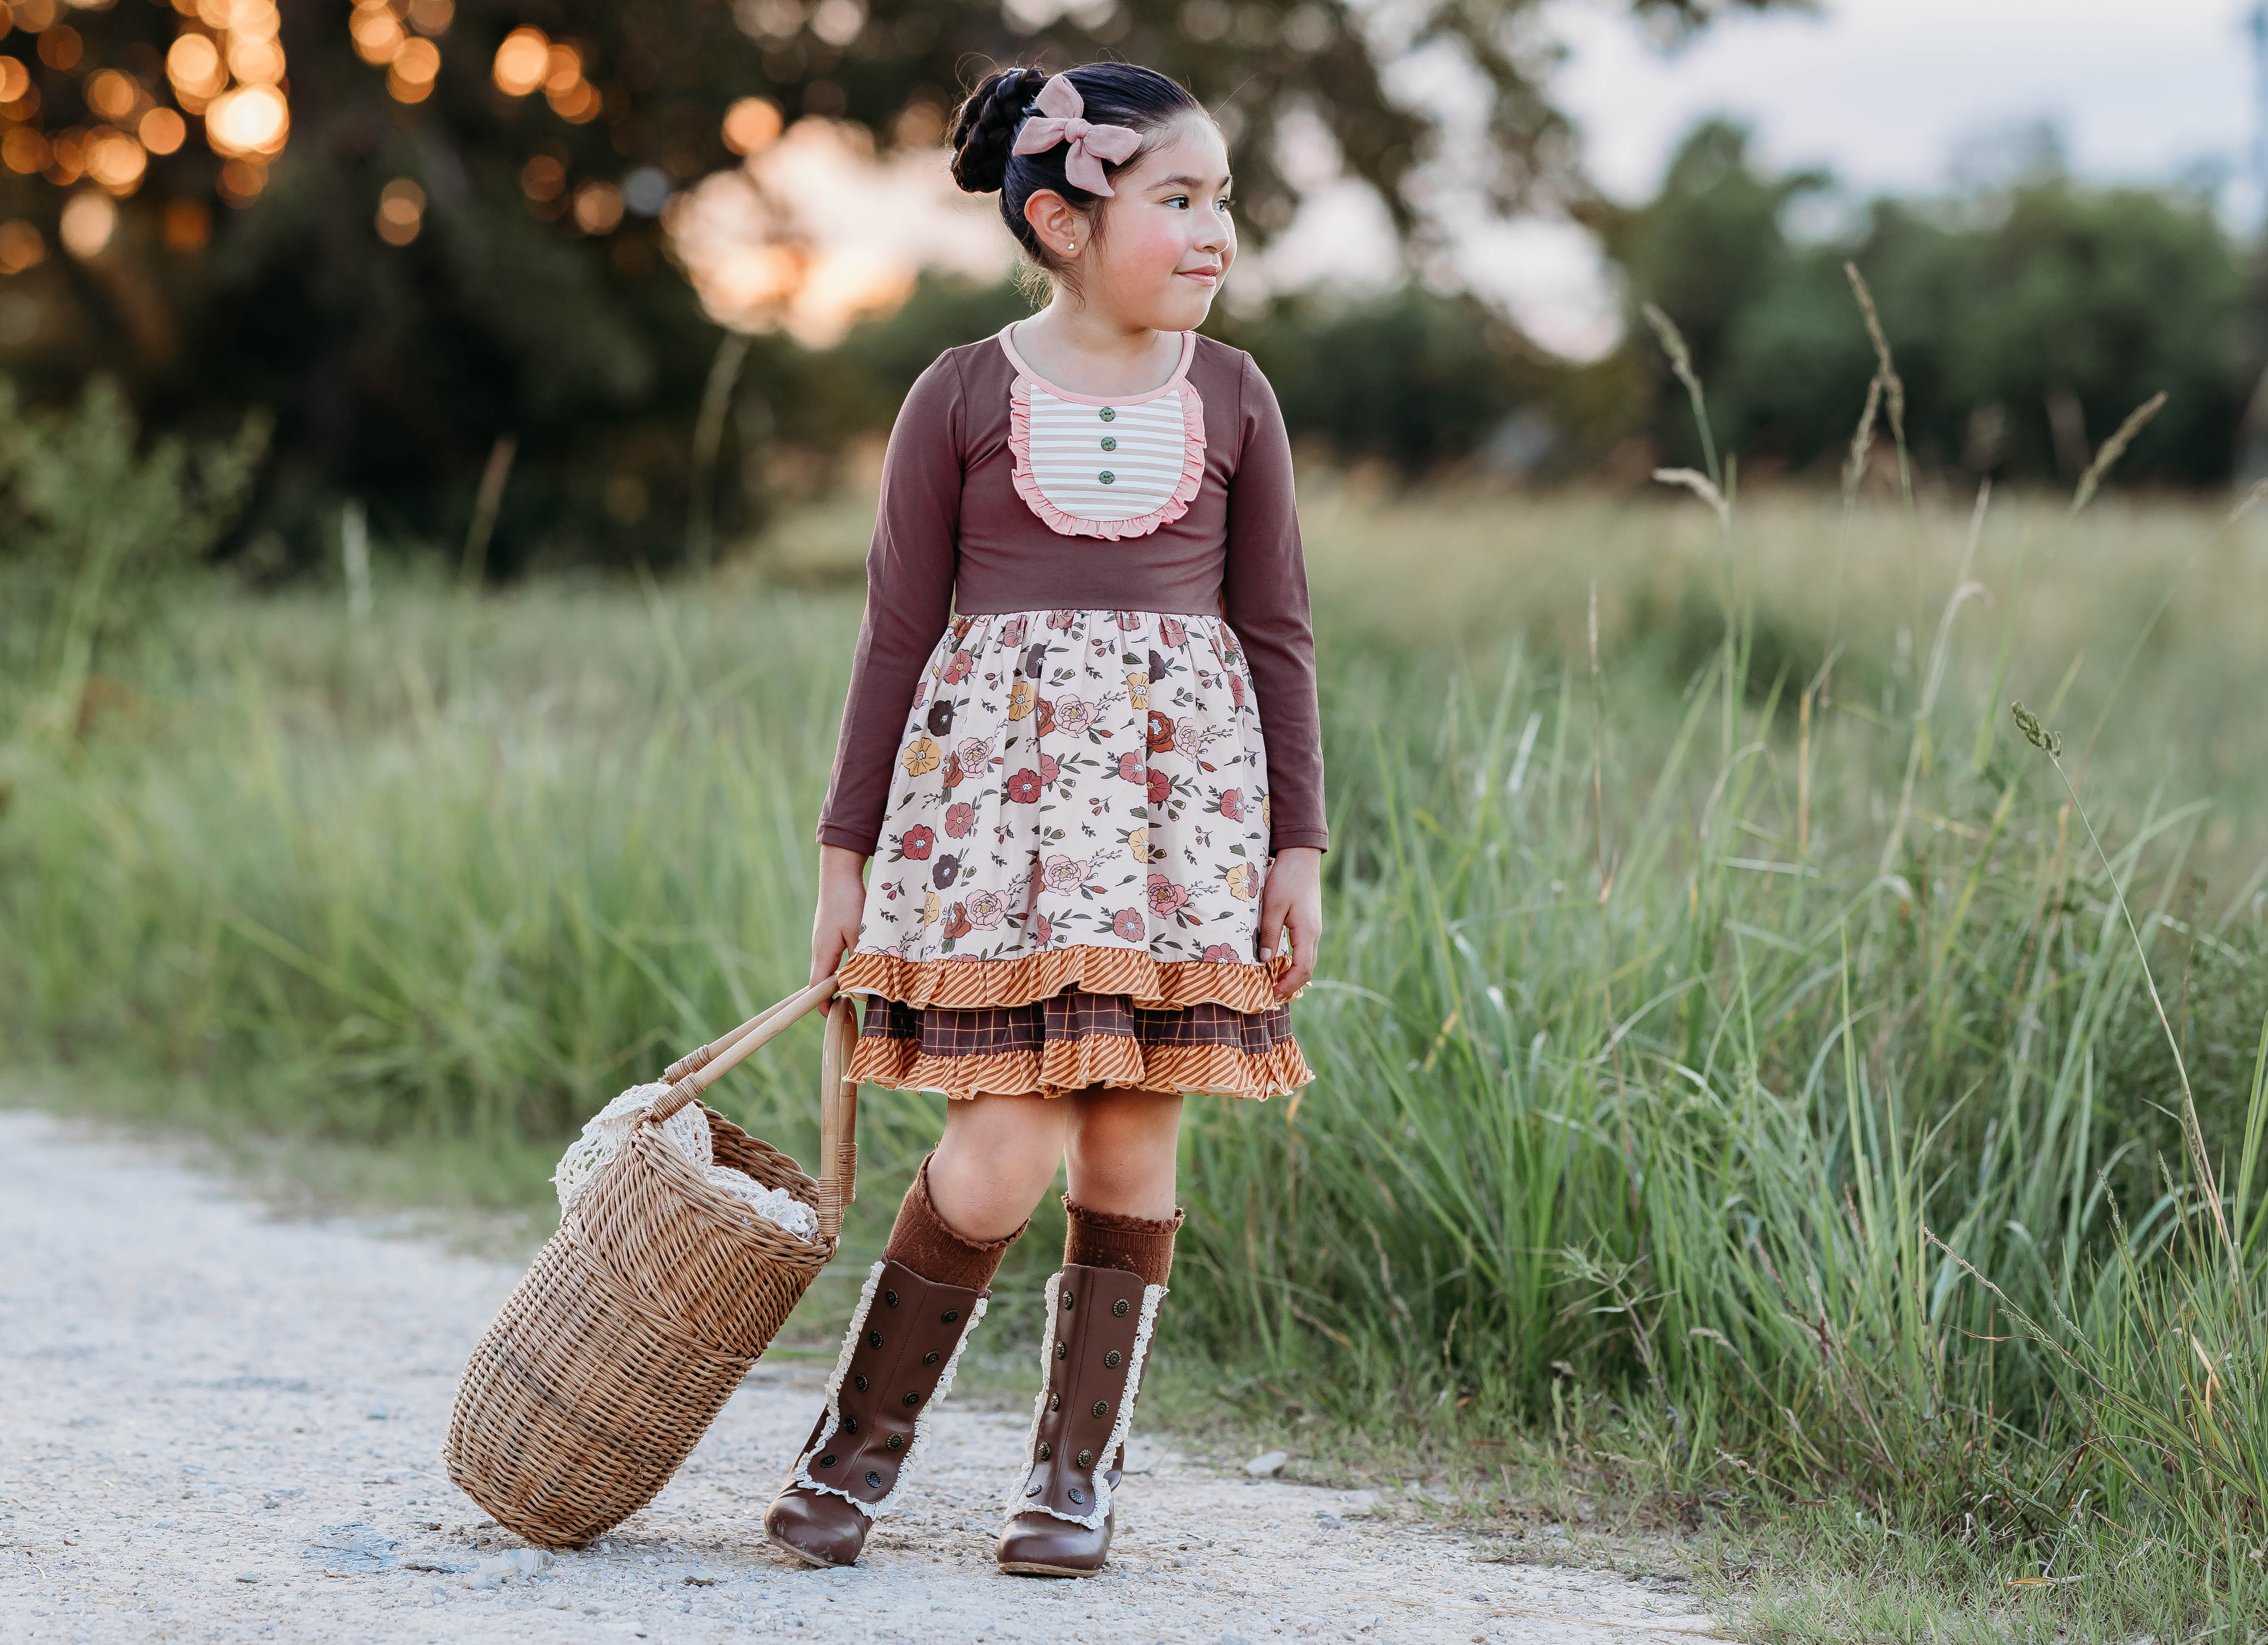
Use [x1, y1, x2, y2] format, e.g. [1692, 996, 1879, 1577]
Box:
[0, 0, 1789, 573]
[0, 377, 264, 707]
[796, 272, 1559, 476]
[1594, 120, 2250, 485]
[1223, 283, 1546, 470]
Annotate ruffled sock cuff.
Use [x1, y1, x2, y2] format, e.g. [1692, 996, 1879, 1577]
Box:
[883, 1154, 1026, 1292]
[1062, 1196, 1183, 1288]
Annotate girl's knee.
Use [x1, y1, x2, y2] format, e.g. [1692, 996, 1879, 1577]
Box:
[936, 1094, 1070, 1188]
[1070, 1088, 1181, 1150]
[1066, 1091, 1179, 1197]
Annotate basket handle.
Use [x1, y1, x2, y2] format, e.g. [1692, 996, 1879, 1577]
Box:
[659, 978, 836, 1088]
[650, 976, 836, 1120]
[815, 996, 859, 1243]
[647, 976, 860, 1243]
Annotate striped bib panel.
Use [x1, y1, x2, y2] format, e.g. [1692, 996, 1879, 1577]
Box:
[1022, 387, 1194, 525]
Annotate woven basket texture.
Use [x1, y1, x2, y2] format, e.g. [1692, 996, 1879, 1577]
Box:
[443, 1104, 832, 1547]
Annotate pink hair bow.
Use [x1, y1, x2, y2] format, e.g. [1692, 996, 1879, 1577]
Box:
[1010, 73, 1141, 197]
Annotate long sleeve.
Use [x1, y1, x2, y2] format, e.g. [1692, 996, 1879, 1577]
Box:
[816, 355, 966, 853]
[1221, 353, 1328, 853]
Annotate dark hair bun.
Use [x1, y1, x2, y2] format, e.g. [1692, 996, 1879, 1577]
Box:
[950, 66, 1043, 195]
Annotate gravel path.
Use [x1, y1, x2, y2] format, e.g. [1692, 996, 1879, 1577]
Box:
[0, 1109, 1723, 1645]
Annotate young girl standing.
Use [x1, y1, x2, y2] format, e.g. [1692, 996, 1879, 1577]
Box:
[765, 60, 1326, 1578]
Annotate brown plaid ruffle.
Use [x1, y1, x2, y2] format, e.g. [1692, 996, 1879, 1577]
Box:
[847, 989, 1311, 1101]
[839, 945, 1296, 1014]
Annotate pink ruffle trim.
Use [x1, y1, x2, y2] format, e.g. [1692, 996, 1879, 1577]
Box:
[1008, 375, 1207, 542]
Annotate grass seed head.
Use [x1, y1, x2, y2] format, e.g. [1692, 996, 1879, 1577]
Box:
[1650, 466, 1729, 529]
[2010, 700, 2062, 757]
[2071, 391, 2169, 517]
[1641, 299, 1721, 485]
[2224, 474, 2268, 529]
[1640, 301, 1695, 383]
[1842, 374, 1882, 501]
[1843, 263, 1905, 444]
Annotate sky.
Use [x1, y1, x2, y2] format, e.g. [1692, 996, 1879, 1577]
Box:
[1557, 0, 2255, 206]
[695, 0, 2264, 357]
[1265, 0, 2263, 357]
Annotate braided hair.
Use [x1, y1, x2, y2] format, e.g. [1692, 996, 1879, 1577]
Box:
[950, 63, 1205, 277]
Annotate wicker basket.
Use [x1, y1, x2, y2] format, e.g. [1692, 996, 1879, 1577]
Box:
[443, 977, 859, 1547]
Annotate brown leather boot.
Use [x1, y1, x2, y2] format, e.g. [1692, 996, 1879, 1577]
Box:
[762, 1258, 987, 1568]
[996, 1263, 1165, 1577]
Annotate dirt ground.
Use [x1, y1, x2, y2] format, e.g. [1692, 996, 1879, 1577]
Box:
[0, 1109, 1724, 1644]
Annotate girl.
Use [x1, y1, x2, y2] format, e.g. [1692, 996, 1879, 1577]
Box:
[765, 60, 1326, 1578]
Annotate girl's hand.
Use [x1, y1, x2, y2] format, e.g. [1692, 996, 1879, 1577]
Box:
[1258, 847, 1323, 1000]
[811, 845, 869, 984]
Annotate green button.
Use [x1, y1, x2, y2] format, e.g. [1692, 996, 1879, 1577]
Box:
[1099, 407, 1116, 422]
[1100, 436, 1116, 451]
[1099, 470, 1116, 485]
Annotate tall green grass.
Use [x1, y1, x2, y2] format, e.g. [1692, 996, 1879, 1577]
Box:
[8, 415, 2268, 1629]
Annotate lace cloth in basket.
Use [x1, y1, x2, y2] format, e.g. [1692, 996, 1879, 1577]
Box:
[552, 1083, 820, 1243]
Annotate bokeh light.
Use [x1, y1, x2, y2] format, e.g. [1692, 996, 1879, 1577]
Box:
[519, 152, 564, 201]
[388, 35, 438, 101]
[166, 34, 227, 103]
[722, 97, 781, 156]
[85, 69, 138, 122]
[226, 33, 284, 85]
[542, 41, 580, 94]
[549, 79, 599, 123]
[216, 155, 263, 202]
[405, 0, 451, 34]
[154, 0, 298, 171]
[84, 128, 146, 193]
[139, 106, 186, 154]
[711, 244, 803, 314]
[224, 0, 277, 38]
[491, 26, 547, 96]
[739, 0, 800, 36]
[666, 118, 997, 344]
[571, 178, 622, 234]
[58, 189, 116, 258]
[376, 177, 423, 244]
[206, 82, 287, 156]
[808, 0, 863, 48]
[539, 40, 600, 122]
[1, 127, 48, 174]
[0, 60, 31, 105]
[350, 2, 404, 65]
[621, 165, 671, 215]
[0, 220, 48, 275]
[45, 131, 83, 184]
[893, 99, 945, 148]
[37, 24, 81, 69]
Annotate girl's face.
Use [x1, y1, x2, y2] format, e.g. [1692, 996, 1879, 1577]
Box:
[1063, 115, 1236, 331]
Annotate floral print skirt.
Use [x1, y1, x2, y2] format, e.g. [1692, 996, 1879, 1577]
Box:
[840, 607, 1312, 1101]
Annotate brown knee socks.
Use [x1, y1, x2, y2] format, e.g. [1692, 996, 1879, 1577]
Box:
[882, 1154, 1025, 1292]
[1063, 1196, 1184, 1288]
[882, 1157, 1181, 1292]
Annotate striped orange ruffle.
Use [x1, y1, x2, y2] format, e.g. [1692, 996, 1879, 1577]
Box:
[839, 945, 1293, 1014]
[847, 1032, 1311, 1102]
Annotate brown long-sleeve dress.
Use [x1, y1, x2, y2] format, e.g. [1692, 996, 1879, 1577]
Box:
[820, 324, 1326, 1100]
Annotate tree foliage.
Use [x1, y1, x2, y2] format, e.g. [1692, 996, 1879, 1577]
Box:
[0, 0, 1785, 571]
[0, 378, 265, 701]
[1591, 121, 2253, 485]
